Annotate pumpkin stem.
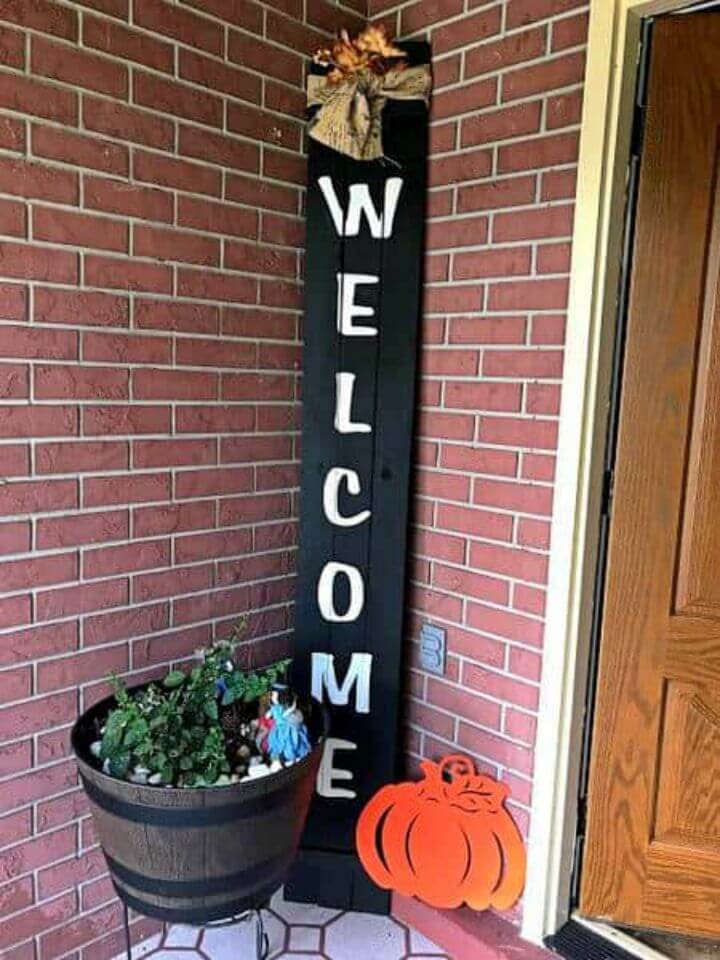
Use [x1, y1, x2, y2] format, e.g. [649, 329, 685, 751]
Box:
[439, 754, 475, 782]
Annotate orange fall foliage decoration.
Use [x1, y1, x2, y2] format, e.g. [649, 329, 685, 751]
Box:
[313, 25, 407, 85]
[356, 754, 526, 911]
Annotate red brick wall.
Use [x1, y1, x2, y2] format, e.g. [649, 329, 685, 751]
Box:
[0, 2, 363, 958]
[0, 0, 590, 952]
[368, 0, 588, 857]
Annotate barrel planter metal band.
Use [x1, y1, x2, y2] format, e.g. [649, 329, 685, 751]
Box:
[72, 687, 328, 923]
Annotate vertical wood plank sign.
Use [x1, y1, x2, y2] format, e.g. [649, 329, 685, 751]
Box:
[286, 42, 430, 913]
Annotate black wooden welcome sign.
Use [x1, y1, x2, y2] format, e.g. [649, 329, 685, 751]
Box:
[286, 43, 430, 914]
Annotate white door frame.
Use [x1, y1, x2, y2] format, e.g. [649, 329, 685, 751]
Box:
[521, 0, 696, 945]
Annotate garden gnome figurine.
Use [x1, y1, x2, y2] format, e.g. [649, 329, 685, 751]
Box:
[267, 684, 311, 763]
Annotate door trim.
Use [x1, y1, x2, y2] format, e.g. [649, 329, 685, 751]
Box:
[521, 0, 702, 945]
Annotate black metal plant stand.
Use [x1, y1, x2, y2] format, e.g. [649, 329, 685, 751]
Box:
[122, 903, 270, 960]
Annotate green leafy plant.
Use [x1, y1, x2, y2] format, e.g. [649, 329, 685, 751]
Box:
[97, 622, 291, 788]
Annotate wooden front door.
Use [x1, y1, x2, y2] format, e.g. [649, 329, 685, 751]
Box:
[580, 12, 720, 939]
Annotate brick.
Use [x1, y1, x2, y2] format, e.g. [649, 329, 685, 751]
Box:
[494, 204, 573, 242]
[400, 0, 463, 32]
[0, 24, 24, 67]
[0, 72, 77, 124]
[526, 383, 561, 415]
[133, 0, 223, 54]
[0, 553, 77, 591]
[133, 438, 215, 468]
[498, 131, 579, 173]
[34, 364, 128, 401]
[462, 101, 542, 149]
[434, 5, 502, 53]
[433, 563, 508, 605]
[0, 281, 27, 321]
[502, 51, 585, 102]
[0, 519, 30, 554]
[418, 410, 475, 442]
[0, 666, 31, 702]
[0, 405, 78, 439]
[133, 501, 214, 537]
[0, 114, 25, 152]
[426, 678, 502, 729]
[228, 32, 302, 86]
[222, 307, 295, 340]
[35, 288, 129, 329]
[0, 594, 30, 629]
[483, 349, 563, 378]
[522, 452, 556, 482]
[489, 278, 568, 311]
[83, 13, 174, 72]
[459, 722, 534, 776]
[469, 541, 548, 585]
[407, 699, 455, 741]
[40, 901, 123, 960]
[220, 435, 292, 463]
[0, 691, 76, 743]
[176, 466, 253, 498]
[465, 26, 546, 77]
[432, 77, 497, 120]
[135, 299, 219, 334]
[0, 1, 77, 40]
[424, 285, 484, 315]
[463, 660, 539, 711]
[83, 331, 171, 365]
[504, 706, 537, 743]
[537, 241, 572, 274]
[411, 527, 465, 564]
[0, 810, 32, 848]
[178, 195, 258, 240]
[0, 362, 28, 398]
[32, 36, 128, 99]
[517, 516, 552, 548]
[426, 215, 488, 250]
[475, 478, 553, 516]
[429, 148, 493, 187]
[134, 149, 221, 198]
[0, 240, 77, 283]
[416, 468, 470, 502]
[531, 314, 566, 345]
[552, 10, 589, 50]
[33, 207, 128, 253]
[134, 224, 219, 267]
[0, 478, 77, 517]
[421, 349, 478, 377]
[84, 175, 173, 223]
[84, 255, 172, 294]
[182, 0, 261, 32]
[175, 528, 252, 563]
[440, 443, 517, 477]
[0, 892, 76, 949]
[436, 502, 512, 542]
[37, 510, 130, 549]
[479, 415, 558, 450]
[0, 443, 30, 476]
[178, 269, 258, 304]
[32, 125, 128, 177]
[83, 472, 170, 507]
[0, 197, 26, 237]
[218, 492, 291, 527]
[84, 539, 170, 579]
[36, 578, 128, 620]
[454, 246, 531, 281]
[507, 0, 586, 29]
[448, 315, 526, 344]
[547, 89, 583, 129]
[84, 603, 169, 647]
[224, 241, 296, 278]
[179, 49, 260, 104]
[226, 171, 299, 214]
[83, 96, 175, 151]
[133, 563, 212, 602]
[221, 373, 294, 401]
[542, 168, 577, 201]
[38, 849, 107, 900]
[134, 71, 222, 128]
[83, 404, 171, 435]
[444, 380, 522, 412]
[133, 368, 218, 401]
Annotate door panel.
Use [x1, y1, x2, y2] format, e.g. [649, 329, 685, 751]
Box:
[580, 13, 720, 938]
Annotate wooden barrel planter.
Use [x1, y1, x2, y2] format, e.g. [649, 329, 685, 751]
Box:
[72, 687, 328, 923]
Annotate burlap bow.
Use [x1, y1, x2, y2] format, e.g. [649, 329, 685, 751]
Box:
[307, 64, 432, 162]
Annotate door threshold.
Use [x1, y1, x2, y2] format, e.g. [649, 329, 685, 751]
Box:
[547, 915, 670, 960]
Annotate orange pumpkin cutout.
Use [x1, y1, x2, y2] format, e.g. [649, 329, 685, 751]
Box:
[356, 754, 526, 911]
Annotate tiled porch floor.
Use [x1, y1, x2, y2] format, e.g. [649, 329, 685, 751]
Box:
[128, 889, 450, 960]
